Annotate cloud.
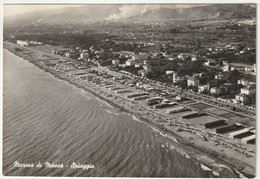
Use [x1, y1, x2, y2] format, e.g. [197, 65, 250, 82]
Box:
[106, 5, 145, 20]
[106, 4, 206, 20]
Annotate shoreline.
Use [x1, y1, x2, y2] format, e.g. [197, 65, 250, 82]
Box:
[3, 43, 255, 178]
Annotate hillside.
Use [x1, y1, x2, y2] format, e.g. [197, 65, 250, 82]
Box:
[4, 4, 256, 25]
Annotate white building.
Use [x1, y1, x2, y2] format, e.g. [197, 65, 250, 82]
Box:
[231, 66, 245, 72]
[17, 40, 29, 46]
[135, 63, 142, 68]
[237, 79, 249, 86]
[198, 85, 209, 93]
[210, 87, 221, 95]
[139, 70, 147, 77]
[191, 56, 197, 61]
[205, 59, 217, 66]
[223, 65, 231, 72]
[29, 41, 42, 45]
[235, 94, 250, 104]
[126, 60, 137, 66]
[240, 87, 255, 95]
[215, 74, 224, 79]
[112, 59, 120, 65]
[223, 61, 229, 66]
[65, 52, 71, 58]
[166, 71, 174, 75]
[245, 65, 255, 73]
[143, 65, 151, 72]
[173, 72, 185, 83]
[177, 53, 186, 60]
[193, 73, 203, 77]
[80, 52, 89, 59]
[187, 77, 200, 87]
[176, 96, 183, 101]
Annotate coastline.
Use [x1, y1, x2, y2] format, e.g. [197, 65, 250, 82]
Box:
[3, 42, 255, 178]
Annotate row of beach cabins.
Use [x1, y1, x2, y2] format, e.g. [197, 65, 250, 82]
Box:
[108, 83, 256, 145]
[63, 68, 255, 146]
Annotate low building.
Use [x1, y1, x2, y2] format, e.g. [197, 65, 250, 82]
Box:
[65, 51, 80, 59]
[240, 86, 256, 95]
[65, 52, 71, 58]
[176, 96, 184, 101]
[231, 66, 245, 72]
[235, 94, 250, 104]
[140, 70, 147, 77]
[29, 41, 42, 45]
[80, 52, 89, 59]
[215, 74, 224, 79]
[187, 77, 200, 87]
[135, 63, 143, 68]
[119, 64, 126, 68]
[143, 65, 151, 72]
[166, 71, 174, 75]
[241, 134, 256, 144]
[112, 59, 120, 65]
[245, 65, 255, 73]
[237, 79, 249, 86]
[177, 54, 184, 60]
[229, 129, 249, 139]
[17, 40, 29, 46]
[126, 60, 137, 66]
[223, 60, 229, 66]
[198, 84, 210, 93]
[191, 56, 197, 61]
[205, 59, 217, 66]
[223, 64, 231, 72]
[210, 87, 221, 95]
[193, 72, 203, 77]
[173, 72, 185, 83]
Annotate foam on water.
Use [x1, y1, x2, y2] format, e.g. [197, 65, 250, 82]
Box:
[212, 171, 220, 177]
[200, 164, 212, 171]
[234, 168, 247, 178]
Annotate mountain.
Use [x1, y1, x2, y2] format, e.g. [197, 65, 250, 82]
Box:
[4, 4, 256, 25]
[130, 4, 256, 21]
[4, 5, 121, 25]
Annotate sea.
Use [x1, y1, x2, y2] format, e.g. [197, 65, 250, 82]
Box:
[2, 49, 239, 177]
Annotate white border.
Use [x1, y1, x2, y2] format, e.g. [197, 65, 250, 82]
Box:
[0, 1, 259, 179]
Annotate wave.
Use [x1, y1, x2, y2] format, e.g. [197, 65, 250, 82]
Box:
[234, 168, 247, 178]
[200, 163, 212, 172]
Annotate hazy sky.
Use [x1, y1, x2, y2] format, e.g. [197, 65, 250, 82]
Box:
[3, 5, 82, 17]
[3, 4, 206, 18]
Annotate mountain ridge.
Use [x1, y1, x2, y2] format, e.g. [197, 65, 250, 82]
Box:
[4, 4, 256, 25]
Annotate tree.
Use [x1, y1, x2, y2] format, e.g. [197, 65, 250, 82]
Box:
[199, 73, 215, 85]
[210, 79, 226, 87]
[226, 70, 240, 83]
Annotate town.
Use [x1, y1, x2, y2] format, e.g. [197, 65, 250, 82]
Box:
[3, 18, 256, 176]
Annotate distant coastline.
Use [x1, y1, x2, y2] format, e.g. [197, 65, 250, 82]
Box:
[3, 42, 255, 178]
